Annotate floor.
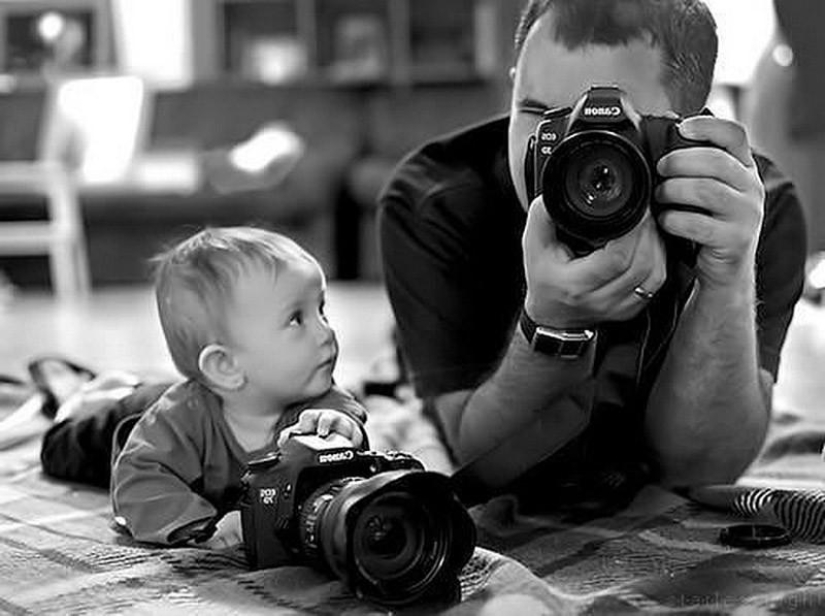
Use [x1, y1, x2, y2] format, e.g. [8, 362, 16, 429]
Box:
[0, 282, 395, 393]
[772, 298, 825, 418]
[0, 282, 823, 418]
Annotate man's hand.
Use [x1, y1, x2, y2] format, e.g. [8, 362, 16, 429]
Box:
[656, 116, 765, 290]
[277, 408, 364, 448]
[523, 198, 667, 327]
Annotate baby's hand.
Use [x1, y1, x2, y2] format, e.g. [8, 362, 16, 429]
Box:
[277, 408, 364, 448]
[199, 510, 243, 550]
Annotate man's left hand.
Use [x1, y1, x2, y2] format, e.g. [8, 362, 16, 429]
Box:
[655, 115, 765, 290]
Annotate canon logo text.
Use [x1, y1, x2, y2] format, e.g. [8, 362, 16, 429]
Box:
[317, 450, 355, 464]
[583, 106, 621, 117]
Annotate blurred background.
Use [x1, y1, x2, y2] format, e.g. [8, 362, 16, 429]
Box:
[0, 0, 816, 300]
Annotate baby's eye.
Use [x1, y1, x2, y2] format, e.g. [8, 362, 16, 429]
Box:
[288, 311, 303, 326]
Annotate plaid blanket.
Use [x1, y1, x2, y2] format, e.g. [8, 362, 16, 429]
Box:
[0, 395, 823, 615]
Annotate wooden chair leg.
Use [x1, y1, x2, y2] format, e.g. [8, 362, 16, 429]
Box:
[49, 236, 90, 301]
[49, 241, 75, 301]
[72, 231, 91, 296]
[46, 171, 90, 300]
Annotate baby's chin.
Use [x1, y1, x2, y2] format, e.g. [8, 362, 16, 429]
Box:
[304, 368, 335, 398]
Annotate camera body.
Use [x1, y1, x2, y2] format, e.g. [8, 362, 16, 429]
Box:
[241, 433, 422, 569]
[240, 434, 475, 607]
[527, 85, 703, 256]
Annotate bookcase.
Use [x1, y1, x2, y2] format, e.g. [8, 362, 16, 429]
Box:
[205, 0, 504, 85]
[0, 0, 113, 77]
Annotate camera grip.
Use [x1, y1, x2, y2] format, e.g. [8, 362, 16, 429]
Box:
[643, 116, 711, 266]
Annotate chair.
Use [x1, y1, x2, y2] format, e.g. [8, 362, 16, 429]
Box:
[0, 74, 147, 300]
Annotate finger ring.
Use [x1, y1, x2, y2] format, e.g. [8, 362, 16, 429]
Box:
[633, 285, 656, 301]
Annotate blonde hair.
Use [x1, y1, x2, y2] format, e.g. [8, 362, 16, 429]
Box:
[152, 226, 318, 380]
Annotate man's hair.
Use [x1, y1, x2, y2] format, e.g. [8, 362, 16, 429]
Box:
[513, 0, 718, 114]
[152, 226, 318, 381]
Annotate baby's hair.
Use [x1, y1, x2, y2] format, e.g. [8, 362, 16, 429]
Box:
[152, 226, 318, 381]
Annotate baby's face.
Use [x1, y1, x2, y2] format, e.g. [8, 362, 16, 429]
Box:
[224, 259, 337, 408]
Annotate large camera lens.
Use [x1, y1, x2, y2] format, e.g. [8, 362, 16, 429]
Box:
[568, 149, 632, 214]
[353, 490, 444, 589]
[542, 130, 651, 251]
[298, 470, 474, 607]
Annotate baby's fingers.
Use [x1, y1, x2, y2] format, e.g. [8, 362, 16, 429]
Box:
[296, 409, 322, 433]
[329, 414, 364, 447]
[316, 411, 335, 437]
[278, 411, 318, 446]
[276, 424, 299, 447]
[317, 411, 364, 447]
[346, 422, 364, 448]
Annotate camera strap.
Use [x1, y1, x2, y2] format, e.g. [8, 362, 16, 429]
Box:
[524, 135, 536, 202]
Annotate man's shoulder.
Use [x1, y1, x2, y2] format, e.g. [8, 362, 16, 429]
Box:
[380, 115, 512, 215]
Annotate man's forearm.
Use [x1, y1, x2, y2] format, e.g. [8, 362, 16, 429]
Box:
[645, 274, 770, 487]
[437, 326, 594, 488]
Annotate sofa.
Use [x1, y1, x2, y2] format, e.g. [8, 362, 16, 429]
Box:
[0, 80, 507, 287]
[341, 83, 508, 279]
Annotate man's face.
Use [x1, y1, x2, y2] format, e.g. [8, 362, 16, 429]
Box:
[508, 12, 674, 209]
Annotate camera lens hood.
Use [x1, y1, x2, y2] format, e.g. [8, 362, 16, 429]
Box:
[305, 469, 475, 608]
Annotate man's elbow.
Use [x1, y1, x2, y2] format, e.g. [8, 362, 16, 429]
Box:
[430, 390, 474, 464]
[655, 417, 769, 488]
[656, 451, 753, 488]
[653, 372, 773, 488]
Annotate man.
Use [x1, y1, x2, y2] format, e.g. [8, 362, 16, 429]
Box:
[378, 0, 806, 509]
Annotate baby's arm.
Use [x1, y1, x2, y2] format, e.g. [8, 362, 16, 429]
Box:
[111, 407, 219, 545]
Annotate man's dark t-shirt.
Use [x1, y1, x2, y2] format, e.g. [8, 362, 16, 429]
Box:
[378, 116, 806, 508]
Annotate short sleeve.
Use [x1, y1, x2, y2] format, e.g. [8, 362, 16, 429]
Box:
[754, 154, 807, 380]
[111, 394, 218, 545]
[378, 164, 525, 398]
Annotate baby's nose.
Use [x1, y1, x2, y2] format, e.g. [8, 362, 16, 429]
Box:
[317, 319, 335, 346]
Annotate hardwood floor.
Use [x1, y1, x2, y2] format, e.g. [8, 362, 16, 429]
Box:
[0, 282, 395, 392]
[0, 283, 823, 419]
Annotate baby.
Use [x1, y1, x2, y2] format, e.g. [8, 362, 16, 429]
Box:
[111, 226, 368, 548]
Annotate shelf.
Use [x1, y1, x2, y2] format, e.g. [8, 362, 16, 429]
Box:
[0, 0, 113, 76]
[211, 0, 501, 86]
[219, 0, 307, 82]
[315, 0, 392, 83]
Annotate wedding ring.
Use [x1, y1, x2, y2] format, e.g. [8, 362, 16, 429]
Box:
[633, 285, 656, 301]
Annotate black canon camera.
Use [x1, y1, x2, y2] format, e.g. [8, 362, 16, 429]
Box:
[526, 85, 705, 258]
[240, 434, 476, 608]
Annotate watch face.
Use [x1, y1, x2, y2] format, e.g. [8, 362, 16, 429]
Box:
[533, 327, 594, 359]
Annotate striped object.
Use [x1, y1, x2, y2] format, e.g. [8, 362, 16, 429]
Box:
[689, 485, 825, 543]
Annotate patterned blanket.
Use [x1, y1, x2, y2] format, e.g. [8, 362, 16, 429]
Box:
[0, 393, 823, 615]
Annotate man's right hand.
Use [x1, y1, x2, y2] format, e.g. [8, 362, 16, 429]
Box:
[522, 197, 668, 327]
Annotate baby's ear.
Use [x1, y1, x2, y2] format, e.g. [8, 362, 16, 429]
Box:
[198, 344, 245, 390]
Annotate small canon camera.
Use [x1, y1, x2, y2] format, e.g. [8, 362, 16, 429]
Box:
[240, 434, 476, 608]
[527, 85, 705, 257]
